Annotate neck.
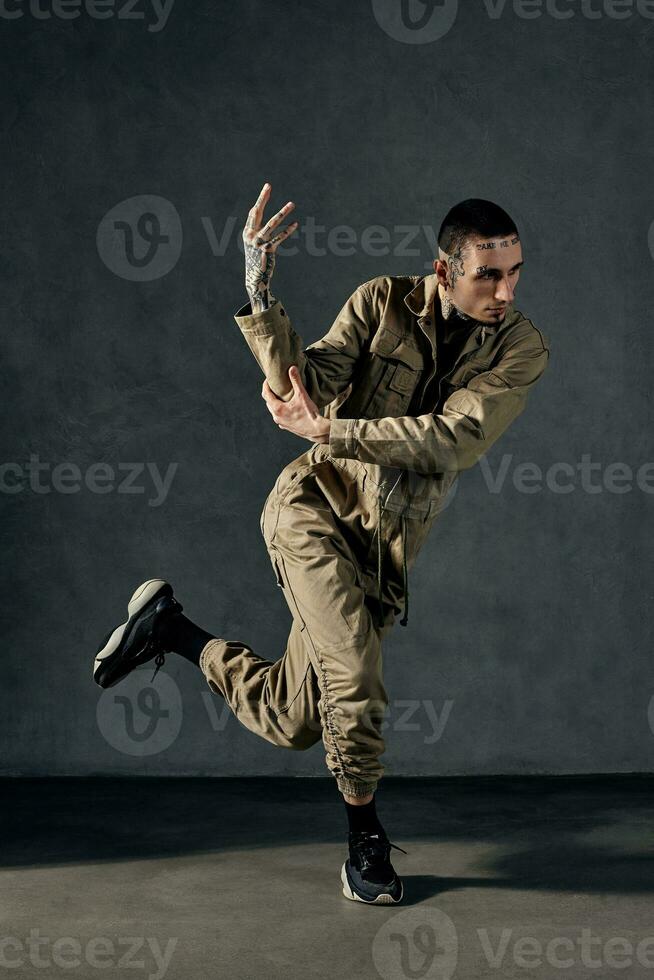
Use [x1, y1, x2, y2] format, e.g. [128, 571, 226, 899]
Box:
[437, 283, 478, 326]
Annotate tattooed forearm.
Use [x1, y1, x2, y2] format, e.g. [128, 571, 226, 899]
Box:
[245, 232, 275, 308]
[250, 286, 273, 313]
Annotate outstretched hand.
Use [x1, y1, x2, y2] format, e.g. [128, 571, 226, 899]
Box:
[242, 182, 298, 313]
[262, 366, 331, 444]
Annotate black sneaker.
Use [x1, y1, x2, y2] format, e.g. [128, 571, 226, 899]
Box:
[93, 579, 183, 690]
[341, 830, 406, 905]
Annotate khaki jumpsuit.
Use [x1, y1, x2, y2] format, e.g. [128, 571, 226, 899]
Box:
[199, 273, 551, 797]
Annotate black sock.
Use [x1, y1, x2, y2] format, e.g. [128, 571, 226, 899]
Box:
[343, 793, 385, 837]
[159, 612, 215, 667]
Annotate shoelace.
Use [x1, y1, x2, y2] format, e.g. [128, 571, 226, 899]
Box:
[148, 597, 183, 682]
[151, 650, 166, 683]
[350, 831, 408, 860]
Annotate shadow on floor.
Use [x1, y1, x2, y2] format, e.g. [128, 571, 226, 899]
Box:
[1, 775, 653, 900]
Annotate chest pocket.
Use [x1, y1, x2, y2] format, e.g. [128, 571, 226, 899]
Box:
[449, 357, 491, 386]
[360, 326, 425, 416]
[436, 355, 494, 411]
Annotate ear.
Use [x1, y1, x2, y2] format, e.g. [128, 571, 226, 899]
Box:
[434, 256, 449, 288]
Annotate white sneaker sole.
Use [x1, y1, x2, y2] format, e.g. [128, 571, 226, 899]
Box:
[340, 861, 403, 905]
[93, 578, 171, 685]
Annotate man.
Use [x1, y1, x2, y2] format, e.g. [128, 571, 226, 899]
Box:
[92, 187, 550, 905]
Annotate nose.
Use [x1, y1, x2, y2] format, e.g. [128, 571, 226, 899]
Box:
[494, 277, 515, 304]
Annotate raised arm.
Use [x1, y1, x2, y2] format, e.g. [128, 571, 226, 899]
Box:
[237, 180, 373, 406]
[234, 282, 373, 410]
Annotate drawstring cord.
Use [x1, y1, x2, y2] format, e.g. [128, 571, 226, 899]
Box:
[376, 475, 410, 630]
[399, 513, 409, 627]
[377, 491, 384, 629]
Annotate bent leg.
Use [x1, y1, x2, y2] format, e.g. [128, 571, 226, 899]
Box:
[199, 617, 323, 752]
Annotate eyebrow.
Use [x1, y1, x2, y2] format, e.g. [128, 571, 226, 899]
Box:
[475, 260, 525, 275]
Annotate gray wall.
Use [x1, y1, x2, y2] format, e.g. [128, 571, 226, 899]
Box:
[2, 0, 652, 776]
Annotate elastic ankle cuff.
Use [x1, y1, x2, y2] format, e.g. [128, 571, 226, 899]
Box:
[337, 777, 378, 798]
[199, 639, 220, 675]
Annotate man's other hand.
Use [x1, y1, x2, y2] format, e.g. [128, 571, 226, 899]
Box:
[262, 366, 331, 444]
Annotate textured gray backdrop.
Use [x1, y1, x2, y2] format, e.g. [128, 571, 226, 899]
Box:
[1, 0, 652, 776]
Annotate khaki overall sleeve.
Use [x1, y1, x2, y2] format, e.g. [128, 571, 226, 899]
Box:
[233, 284, 373, 409]
[329, 330, 550, 475]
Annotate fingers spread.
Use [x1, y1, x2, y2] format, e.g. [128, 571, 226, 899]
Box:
[244, 182, 271, 236]
[265, 222, 299, 250]
[258, 201, 295, 240]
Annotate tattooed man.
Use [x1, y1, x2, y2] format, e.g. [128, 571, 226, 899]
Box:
[92, 190, 549, 905]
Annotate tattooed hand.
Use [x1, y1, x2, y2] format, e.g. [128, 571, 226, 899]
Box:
[242, 182, 299, 313]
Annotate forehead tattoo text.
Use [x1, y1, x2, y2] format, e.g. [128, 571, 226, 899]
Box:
[476, 235, 520, 250]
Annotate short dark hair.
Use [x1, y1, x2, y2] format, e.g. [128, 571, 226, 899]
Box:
[438, 198, 519, 256]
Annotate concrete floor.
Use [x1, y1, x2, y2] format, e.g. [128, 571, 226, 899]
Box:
[1, 775, 653, 979]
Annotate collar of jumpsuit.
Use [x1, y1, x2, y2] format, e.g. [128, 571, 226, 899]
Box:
[377, 274, 505, 630]
[404, 272, 505, 343]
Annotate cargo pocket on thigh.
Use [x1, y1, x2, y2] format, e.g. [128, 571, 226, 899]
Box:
[270, 547, 307, 632]
[260, 490, 281, 547]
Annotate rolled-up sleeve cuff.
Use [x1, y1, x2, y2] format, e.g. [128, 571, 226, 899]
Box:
[234, 298, 290, 337]
[329, 417, 359, 458]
